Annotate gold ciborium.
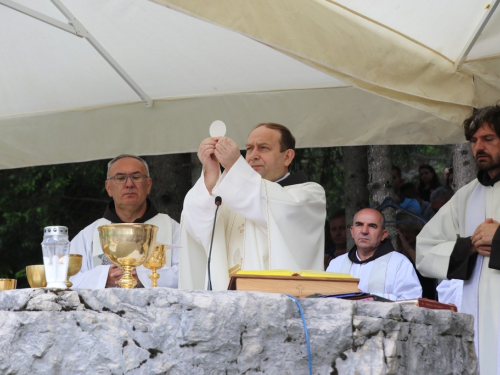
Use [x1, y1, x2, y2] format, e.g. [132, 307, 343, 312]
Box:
[143, 244, 167, 287]
[26, 265, 47, 288]
[0, 279, 17, 291]
[98, 223, 158, 289]
[66, 254, 82, 288]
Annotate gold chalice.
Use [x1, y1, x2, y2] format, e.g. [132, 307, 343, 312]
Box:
[0, 279, 17, 291]
[66, 254, 83, 288]
[26, 265, 47, 288]
[98, 223, 158, 289]
[143, 244, 167, 287]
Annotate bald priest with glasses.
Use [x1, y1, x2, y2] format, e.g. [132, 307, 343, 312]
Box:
[69, 154, 180, 289]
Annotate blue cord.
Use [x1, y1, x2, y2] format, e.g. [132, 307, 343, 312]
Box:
[286, 294, 312, 375]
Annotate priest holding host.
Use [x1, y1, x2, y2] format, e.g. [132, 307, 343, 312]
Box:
[417, 104, 500, 375]
[179, 123, 326, 291]
[69, 154, 179, 289]
[326, 208, 421, 301]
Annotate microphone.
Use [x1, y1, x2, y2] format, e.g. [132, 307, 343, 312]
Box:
[215, 196, 222, 206]
[207, 196, 222, 291]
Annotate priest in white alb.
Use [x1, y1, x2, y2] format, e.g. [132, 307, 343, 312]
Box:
[327, 208, 421, 301]
[179, 123, 326, 291]
[417, 105, 500, 375]
[70, 154, 179, 289]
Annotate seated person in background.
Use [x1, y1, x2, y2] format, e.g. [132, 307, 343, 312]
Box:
[392, 167, 421, 214]
[324, 220, 336, 270]
[70, 154, 179, 288]
[330, 210, 347, 259]
[392, 165, 405, 202]
[428, 184, 458, 301]
[327, 208, 422, 301]
[180, 123, 326, 291]
[397, 213, 437, 300]
[429, 186, 454, 217]
[324, 210, 347, 269]
[400, 182, 426, 216]
[417, 164, 441, 202]
[396, 213, 422, 264]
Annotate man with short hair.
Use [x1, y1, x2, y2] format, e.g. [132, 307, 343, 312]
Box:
[327, 208, 421, 301]
[324, 210, 347, 270]
[417, 105, 500, 374]
[429, 186, 454, 214]
[180, 123, 326, 290]
[70, 154, 179, 288]
[330, 210, 347, 258]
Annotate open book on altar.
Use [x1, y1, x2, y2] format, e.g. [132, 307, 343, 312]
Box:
[227, 270, 360, 298]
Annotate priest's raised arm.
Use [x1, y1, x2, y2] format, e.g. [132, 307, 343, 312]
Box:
[179, 123, 326, 291]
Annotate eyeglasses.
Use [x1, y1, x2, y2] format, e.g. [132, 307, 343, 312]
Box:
[107, 173, 149, 184]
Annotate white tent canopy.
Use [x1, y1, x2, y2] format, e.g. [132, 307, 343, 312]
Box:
[157, 0, 500, 118]
[2, 0, 498, 169]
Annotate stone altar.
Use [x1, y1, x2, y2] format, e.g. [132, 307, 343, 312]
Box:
[0, 288, 477, 374]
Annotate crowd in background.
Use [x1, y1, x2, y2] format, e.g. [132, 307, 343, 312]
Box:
[324, 163, 455, 300]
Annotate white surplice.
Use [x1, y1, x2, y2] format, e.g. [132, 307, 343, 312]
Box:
[437, 279, 463, 310]
[70, 213, 180, 289]
[417, 179, 500, 375]
[179, 156, 326, 291]
[326, 250, 422, 301]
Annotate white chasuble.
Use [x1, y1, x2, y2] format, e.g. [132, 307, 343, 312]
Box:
[70, 213, 179, 289]
[180, 156, 326, 291]
[417, 179, 500, 375]
[226, 212, 246, 277]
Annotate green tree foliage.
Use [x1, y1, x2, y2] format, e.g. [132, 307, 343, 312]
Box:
[390, 145, 453, 185]
[291, 145, 453, 219]
[291, 147, 344, 218]
[0, 145, 454, 287]
[0, 161, 109, 286]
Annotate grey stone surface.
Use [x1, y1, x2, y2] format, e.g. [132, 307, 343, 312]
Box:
[0, 288, 477, 374]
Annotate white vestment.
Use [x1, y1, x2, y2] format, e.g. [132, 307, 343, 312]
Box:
[437, 279, 463, 310]
[179, 156, 326, 291]
[417, 179, 500, 375]
[70, 213, 180, 289]
[326, 248, 422, 301]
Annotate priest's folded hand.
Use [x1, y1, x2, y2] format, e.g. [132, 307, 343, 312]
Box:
[471, 218, 500, 252]
[477, 246, 492, 257]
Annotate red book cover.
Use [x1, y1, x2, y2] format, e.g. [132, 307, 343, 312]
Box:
[396, 298, 457, 312]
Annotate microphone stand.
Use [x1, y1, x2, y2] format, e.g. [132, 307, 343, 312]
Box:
[207, 196, 222, 291]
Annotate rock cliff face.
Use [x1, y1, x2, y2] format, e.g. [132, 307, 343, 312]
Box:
[0, 288, 476, 374]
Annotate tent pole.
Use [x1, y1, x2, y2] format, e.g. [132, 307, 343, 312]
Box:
[454, 0, 500, 70]
[0, 0, 79, 36]
[0, 0, 153, 107]
[50, 0, 153, 107]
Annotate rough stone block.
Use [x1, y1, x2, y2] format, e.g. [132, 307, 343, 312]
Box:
[0, 288, 477, 374]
